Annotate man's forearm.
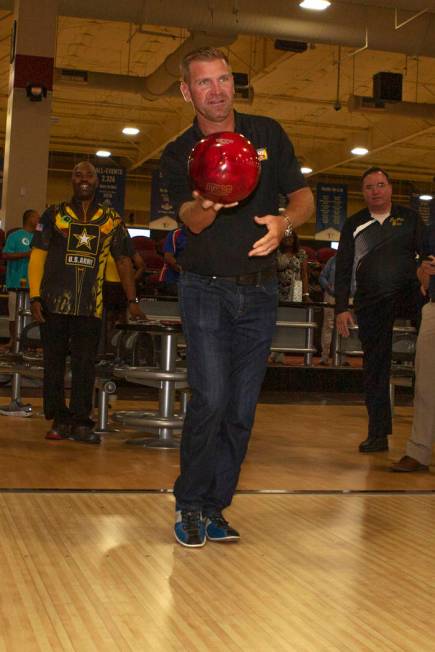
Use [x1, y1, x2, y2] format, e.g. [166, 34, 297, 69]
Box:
[28, 248, 47, 298]
[115, 256, 136, 301]
[2, 252, 30, 260]
[179, 199, 216, 234]
[282, 187, 314, 229]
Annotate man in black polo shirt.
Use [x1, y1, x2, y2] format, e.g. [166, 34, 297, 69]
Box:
[29, 161, 142, 444]
[160, 47, 314, 548]
[391, 229, 435, 472]
[335, 167, 425, 453]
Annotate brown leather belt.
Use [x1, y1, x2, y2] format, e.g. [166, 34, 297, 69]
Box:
[212, 268, 276, 286]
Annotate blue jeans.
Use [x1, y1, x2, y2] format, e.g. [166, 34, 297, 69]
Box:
[174, 271, 278, 513]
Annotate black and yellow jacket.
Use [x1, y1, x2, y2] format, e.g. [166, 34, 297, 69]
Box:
[30, 198, 131, 318]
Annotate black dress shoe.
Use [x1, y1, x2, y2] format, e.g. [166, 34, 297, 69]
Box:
[358, 437, 388, 453]
[69, 425, 101, 445]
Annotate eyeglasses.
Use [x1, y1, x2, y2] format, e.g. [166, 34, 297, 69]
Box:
[363, 182, 389, 191]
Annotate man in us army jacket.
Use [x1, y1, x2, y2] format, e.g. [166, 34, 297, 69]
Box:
[29, 161, 142, 444]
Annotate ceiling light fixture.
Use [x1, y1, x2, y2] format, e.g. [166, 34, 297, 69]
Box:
[301, 166, 313, 174]
[351, 146, 369, 156]
[419, 193, 433, 201]
[299, 0, 331, 10]
[96, 149, 111, 158]
[122, 126, 140, 136]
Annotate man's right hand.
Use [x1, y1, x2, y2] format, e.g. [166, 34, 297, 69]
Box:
[418, 255, 435, 295]
[336, 310, 354, 338]
[180, 191, 239, 235]
[30, 300, 45, 323]
[192, 190, 238, 213]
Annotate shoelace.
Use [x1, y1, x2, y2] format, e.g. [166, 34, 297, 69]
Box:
[207, 512, 228, 528]
[181, 511, 202, 533]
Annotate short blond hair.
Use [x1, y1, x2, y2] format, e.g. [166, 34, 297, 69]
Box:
[180, 47, 230, 82]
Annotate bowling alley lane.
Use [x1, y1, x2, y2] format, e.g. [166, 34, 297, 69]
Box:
[1, 491, 435, 650]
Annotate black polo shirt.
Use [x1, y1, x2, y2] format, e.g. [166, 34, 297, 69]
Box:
[335, 203, 426, 313]
[428, 218, 435, 300]
[160, 110, 307, 276]
[33, 198, 132, 318]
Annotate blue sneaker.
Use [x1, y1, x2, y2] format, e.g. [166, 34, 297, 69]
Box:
[174, 510, 206, 548]
[204, 511, 240, 542]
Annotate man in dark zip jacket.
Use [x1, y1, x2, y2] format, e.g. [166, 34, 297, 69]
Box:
[335, 167, 426, 453]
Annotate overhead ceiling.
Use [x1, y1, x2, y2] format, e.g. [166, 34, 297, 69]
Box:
[0, 0, 435, 192]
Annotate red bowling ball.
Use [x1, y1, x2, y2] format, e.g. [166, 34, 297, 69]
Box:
[188, 131, 261, 204]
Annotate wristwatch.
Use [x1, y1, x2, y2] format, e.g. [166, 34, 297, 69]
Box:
[281, 213, 294, 238]
[30, 296, 41, 304]
[128, 297, 140, 304]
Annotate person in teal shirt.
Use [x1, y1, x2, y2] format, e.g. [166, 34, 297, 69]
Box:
[2, 209, 39, 350]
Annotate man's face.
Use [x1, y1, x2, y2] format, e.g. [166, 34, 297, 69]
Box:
[27, 211, 40, 230]
[180, 58, 234, 125]
[71, 162, 99, 201]
[362, 171, 392, 213]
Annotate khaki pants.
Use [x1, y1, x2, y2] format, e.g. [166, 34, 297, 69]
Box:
[406, 301, 435, 465]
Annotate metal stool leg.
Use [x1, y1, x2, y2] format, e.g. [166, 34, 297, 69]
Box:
[126, 331, 180, 449]
[0, 289, 32, 417]
[94, 380, 120, 435]
[179, 388, 189, 417]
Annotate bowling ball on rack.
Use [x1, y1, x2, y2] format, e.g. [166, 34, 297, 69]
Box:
[188, 131, 261, 204]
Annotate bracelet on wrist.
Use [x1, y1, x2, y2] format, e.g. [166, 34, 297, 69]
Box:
[281, 213, 294, 238]
[30, 296, 41, 304]
[128, 297, 139, 304]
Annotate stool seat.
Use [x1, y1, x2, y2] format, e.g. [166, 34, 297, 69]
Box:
[116, 320, 182, 335]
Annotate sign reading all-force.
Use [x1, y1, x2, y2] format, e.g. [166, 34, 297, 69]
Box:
[96, 166, 126, 216]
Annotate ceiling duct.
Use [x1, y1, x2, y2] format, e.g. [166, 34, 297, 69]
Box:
[56, 31, 236, 101]
[56, 1, 435, 59]
[2, 0, 435, 57]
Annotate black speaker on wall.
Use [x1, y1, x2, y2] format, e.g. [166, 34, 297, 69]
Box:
[373, 72, 403, 102]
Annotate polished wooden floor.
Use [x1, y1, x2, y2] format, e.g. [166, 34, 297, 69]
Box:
[1, 395, 435, 650]
[0, 398, 434, 491]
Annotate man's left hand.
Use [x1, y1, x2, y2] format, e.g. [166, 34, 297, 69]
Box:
[248, 215, 285, 257]
[128, 302, 146, 320]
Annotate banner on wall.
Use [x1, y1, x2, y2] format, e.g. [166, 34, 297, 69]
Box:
[150, 170, 177, 223]
[410, 193, 435, 226]
[95, 165, 125, 216]
[316, 183, 347, 235]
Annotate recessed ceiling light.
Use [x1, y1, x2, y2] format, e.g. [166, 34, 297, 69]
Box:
[96, 149, 111, 158]
[299, 0, 331, 10]
[351, 146, 369, 156]
[419, 193, 433, 201]
[122, 126, 140, 136]
[301, 166, 313, 174]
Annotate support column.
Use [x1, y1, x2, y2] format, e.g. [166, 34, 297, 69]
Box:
[0, 0, 57, 231]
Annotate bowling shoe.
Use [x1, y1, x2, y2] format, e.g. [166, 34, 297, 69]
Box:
[69, 424, 101, 445]
[45, 421, 71, 440]
[174, 510, 206, 548]
[204, 511, 240, 542]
